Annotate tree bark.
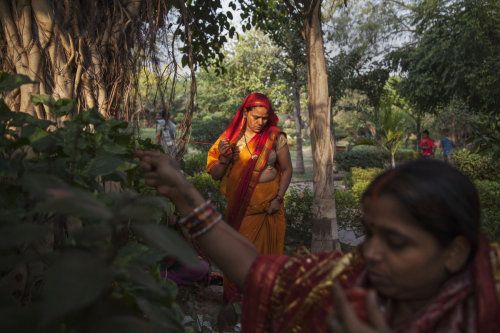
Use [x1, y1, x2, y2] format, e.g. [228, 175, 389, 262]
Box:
[416, 113, 422, 153]
[0, 1, 157, 120]
[303, 0, 339, 253]
[293, 83, 305, 174]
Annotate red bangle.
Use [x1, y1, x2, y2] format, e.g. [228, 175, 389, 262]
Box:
[275, 195, 283, 203]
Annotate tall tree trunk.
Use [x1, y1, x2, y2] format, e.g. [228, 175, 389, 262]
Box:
[303, 0, 339, 253]
[293, 84, 305, 174]
[416, 113, 422, 153]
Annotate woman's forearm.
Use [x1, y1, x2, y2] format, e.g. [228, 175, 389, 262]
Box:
[171, 180, 257, 287]
[278, 167, 292, 198]
[276, 146, 293, 198]
[209, 161, 229, 180]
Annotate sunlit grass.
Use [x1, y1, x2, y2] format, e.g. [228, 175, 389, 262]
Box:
[140, 127, 156, 140]
[289, 145, 313, 181]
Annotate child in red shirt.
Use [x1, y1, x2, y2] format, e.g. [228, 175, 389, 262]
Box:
[420, 130, 434, 159]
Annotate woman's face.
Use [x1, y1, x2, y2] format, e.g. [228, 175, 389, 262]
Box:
[245, 106, 269, 134]
[361, 195, 450, 301]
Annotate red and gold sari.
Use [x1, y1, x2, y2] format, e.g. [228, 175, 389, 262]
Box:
[242, 235, 500, 333]
[207, 93, 286, 302]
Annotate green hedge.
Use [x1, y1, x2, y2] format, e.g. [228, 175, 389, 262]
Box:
[453, 150, 500, 181]
[187, 173, 227, 214]
[335, 189, 363, 236]
[335, 150, 387, 170]
[284, 186, 313, 251]
[336, 148, 419, 171]
[181, 151, 207, 176]
[475, 180, 500, 242]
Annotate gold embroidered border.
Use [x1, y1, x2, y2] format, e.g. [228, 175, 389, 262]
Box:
[268, 248, 363, 332]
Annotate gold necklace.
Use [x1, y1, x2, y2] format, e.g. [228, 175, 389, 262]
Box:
[244, 132, 259, 160]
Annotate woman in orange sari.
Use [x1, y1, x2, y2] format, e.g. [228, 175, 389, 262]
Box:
[206, 93, 293, 302]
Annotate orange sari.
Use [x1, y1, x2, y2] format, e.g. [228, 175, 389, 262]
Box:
[207, 93, 286, 302]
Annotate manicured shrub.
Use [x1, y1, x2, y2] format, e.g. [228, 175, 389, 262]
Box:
[335, 149, 387, 171]
[475, 180, 500, 242]
[335, 189, 363, 236]
[351, 144, 378, 152]
[345, 167, 384, 200]
[453, 150, 500, 181]
[394, 150, 419, 164]
[187, 172, 227, 215]
[284, 186, 313, 251]
[182, 151, 207, 176]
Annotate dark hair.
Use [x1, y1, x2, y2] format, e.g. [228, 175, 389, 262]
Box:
[423, 130, 429, 135]
[362, 159, 480, 253]
[161, 110, 167, 118]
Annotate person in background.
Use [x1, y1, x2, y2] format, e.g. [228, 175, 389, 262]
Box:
[155, 110, 177, 155]
[419, 129, 434, 159]
[440, 129, 455, 164]
[135, 151, 500, 333]
[206, 92, 293, 303]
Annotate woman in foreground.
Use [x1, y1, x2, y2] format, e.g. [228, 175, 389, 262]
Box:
[206, 92, 292, 302]
[135, 151, 500, 333]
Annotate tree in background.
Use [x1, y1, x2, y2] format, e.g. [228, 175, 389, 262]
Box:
[392, 0, 500, 154]
[238, 0, 340, 252]
[377, 79, 408, 168]
[192, 30, 287, 151]
[0, 0, 233, 119]
[0, 0, 237, 161]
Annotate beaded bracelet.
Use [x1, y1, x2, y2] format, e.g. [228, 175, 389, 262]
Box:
[178, 200, 222, 239]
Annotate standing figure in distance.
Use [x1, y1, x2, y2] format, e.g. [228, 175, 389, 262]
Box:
[419, 129, 435, 160]
[440, 129, 455, 164]
[155, 110, 177, 156]
[206, 92, 293, 303]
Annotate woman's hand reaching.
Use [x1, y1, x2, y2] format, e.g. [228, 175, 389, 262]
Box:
[326, 284, 390, 333]
[134, 150, 205, 215]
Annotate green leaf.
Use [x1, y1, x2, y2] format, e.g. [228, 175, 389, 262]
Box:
[30, 94, 55, 107]
[0, 223, 51, 249]
[71, 224, 112, 244]
[102, 142, 130, 155]
[52, 98, 75, 117]
[135, 298, 185, 332]
[24, 175, 113, 220]
[127, 267, 166, 296]
[21, 174, 69, 197]
[119, 195, 171, 223]
[0, 72, 37, 91]
[115, 242, 164, 267]
[132, 224, 201, 268]
[181, 55, 188, 68]
[90, 316, 162, 333]
[42, 251, 110, 325]
[84, 154, 127, 177]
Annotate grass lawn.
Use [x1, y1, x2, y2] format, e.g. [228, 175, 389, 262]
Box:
[140, 127, 156, 140]
[289, 145, 314, 181]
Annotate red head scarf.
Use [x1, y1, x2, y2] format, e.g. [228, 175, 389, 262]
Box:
[221, 93, 279, 144]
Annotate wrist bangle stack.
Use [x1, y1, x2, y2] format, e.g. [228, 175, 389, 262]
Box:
[178, 200, 222, 239]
